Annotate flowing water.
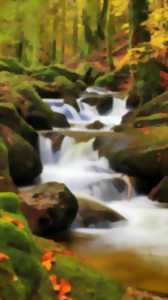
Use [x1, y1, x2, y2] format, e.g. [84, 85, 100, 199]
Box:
[40, 88, 168, 293]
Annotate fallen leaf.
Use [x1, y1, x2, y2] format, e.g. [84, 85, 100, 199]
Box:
[2, 215, 25, 230]
[42, 251, 55, 271]
[11, 219, 25, 230]
[50, 274, 61, 292]
[0, 252, 10, 262]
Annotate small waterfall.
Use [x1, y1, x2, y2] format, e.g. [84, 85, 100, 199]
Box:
[39, 134, 132, 203]
[43, 87, 128, 127]
[39, 135, 55, 165]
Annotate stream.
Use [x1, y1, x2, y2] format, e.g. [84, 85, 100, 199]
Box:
[39, 88, 168, 293]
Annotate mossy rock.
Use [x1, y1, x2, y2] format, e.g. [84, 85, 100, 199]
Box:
[21, 182, 78, 236]
[94, 126, 168, 182]
[134, 113, 168, 128]
[0, 125, 42, 184]
[78, 63, 103, 84]
[0, 192, 54, 300]
[0, 193, 124, 300]
[0, 72, 69, 128]
[133, 59, 164, 105]
[30, 64, 80, 83]
[95, 66, 129, 91]
[0, 103, 37, 147]
[122, 91, 168, 128]
[0, 58, 26, 74]
[149, 176, 168, 203]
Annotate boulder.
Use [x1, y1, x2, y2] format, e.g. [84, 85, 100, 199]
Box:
[127, 89, 140, 108]
[0, 57, 26, 74]
[74, 194, 125, 228]
[87, 121, 104, 130]
[133, 59, 164, 105]
[122, 91, 168, 129]
[20, 182, 78, 236]
[134, 113, 168, 128]
[78, 63, 103, 84]
[30, 64, 80, 83]
[95, 66, 130, 91]
[0, 102, 38, 147]
[0, 125, 42, 184]
[0, 72, 70, 128]
[94, 126, 168, 183]
[0, 192, 54, 300]
[0, 139, 16, 192]
[81, 93, 113, 114]
[149, 176, 168, 203]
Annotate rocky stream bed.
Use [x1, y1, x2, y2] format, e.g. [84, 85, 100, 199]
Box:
[0, 58, 168, 299]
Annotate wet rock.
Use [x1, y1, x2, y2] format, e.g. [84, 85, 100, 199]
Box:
[81, 93, 113, 115]
[94, 126, 168, 183]
[20, 182, 78, 236]
[149, 176, 168, 203]
[26, 111, 52, 130]
[87, 121, 104, 130]
[127, 89, 140, 108]
[41, 132, 65, 152]
[74, 194, 125, 228]
[0, 125, 42, 184]
[0, 102, 38, 147]
[78, 63, 103, 84]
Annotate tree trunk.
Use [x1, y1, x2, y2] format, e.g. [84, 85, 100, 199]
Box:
[129, 0, 150, 47]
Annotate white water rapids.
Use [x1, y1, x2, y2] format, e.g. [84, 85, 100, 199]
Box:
[44, 87, 128, 128]
[40, 88, 168, 259]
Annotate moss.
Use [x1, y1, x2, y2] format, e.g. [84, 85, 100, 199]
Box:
[30, 64, 80, 83]
[77, 63, 103, 84]
[0, 103, 37, 147]
[0, 193, 20, 213]
[0, 193, 125, 300]
[0, 192, 53, 300]
[37, 237, 124, 300]
[0, 58, 26, 74]
[0, 139, 9, 177]
[95, 72, 115, 87]
[0, 72, 69, 128]
[95, 126, 168, 180]
[134, 59, 164, 105]
[0, 126, 42, 184]
[95, 66, 129, 90]
[134, 113, 168, 127]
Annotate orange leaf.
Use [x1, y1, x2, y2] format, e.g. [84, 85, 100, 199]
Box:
[42, 251, 55, 271]
[59, 278, 72, 295]
[0, 252, 10, 262]
[11, 219, 25, 230]
[50, 274, 61, 292]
